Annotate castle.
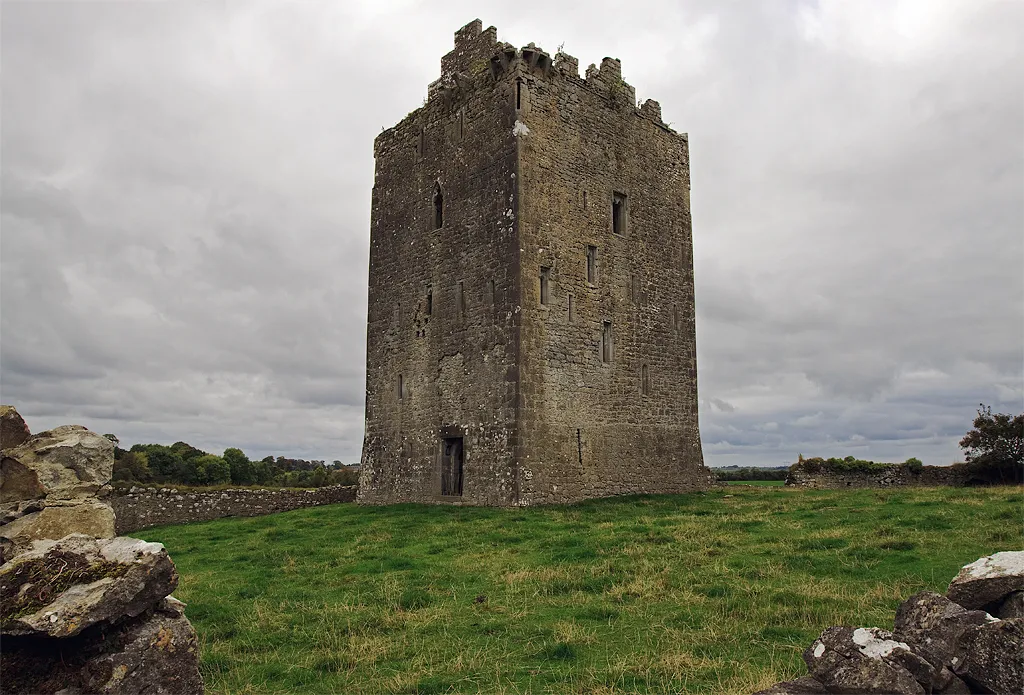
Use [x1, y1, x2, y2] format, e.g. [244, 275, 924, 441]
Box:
[358, 20, 712, 505]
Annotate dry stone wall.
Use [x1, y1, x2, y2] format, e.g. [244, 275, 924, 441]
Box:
[756, 551, 1024, 695]
[786, 461, 968, 489]
[0, 406, 203, 694]
[112, 484, 357, 534]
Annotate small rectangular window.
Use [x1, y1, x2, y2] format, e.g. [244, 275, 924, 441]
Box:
[457, 281, 466, 315]
[587, 245, 598, 285]
[540, 267, 550, 305]
[488, 279, 496, 305]
[612, 192, 627, 235]
[641, 364, 650, 395]
[601, 321, 613, 363]
[398, 374, 404, 399]
[426, 288, 433, 315]
[568, 294, 574, 322]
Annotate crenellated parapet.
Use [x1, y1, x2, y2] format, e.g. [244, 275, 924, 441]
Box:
[424, 19, 667, 126]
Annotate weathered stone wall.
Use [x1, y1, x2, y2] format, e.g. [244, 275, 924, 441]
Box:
[360, 19, 713, 506]
[360, 20, 520, 505]
[786, 462, 968, 489]
[516, 46, 708, 503]
[111, 484, 357, 534]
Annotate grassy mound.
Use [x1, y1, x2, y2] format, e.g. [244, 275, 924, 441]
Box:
[139, 485, 1022, 694]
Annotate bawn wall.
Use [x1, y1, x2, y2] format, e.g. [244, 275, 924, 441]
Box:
[785, 464, 967, 489]
[111, 484, 357, 534]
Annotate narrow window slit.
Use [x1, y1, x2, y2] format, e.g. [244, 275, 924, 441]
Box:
[433, 183, 443, 229]
[540, 267, 550, 305]
[612, 192, 627, 235]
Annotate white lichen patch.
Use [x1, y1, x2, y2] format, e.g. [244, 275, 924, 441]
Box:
[852, 627, 910, 659]
[813, 642, 825, 658]
[512, 120, 530, 136]
[100, 537, 164, 563]
[958, 551, 1024, 580]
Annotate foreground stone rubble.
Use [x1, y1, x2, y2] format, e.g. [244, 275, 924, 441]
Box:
[0, 405, 203, 694]
[756, 550, 1024, 694]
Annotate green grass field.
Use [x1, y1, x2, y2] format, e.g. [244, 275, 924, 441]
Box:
[139, 485, 1022, 694]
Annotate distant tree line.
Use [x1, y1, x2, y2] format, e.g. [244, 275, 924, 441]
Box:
[107, 439, 359, 488]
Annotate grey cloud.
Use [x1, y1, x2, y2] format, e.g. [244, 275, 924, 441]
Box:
[2, 1, 1021, 467]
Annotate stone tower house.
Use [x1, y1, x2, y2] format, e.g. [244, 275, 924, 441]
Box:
[359, 20, 711, 506]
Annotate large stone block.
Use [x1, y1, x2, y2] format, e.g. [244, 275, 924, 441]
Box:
[803, 626, 926, 695]
[952, 617, 1023, 694]
[1, 534, 177, 638]
[0, 500, 116, 549]
[1, 425, 114, 502]
[893, 590, 997, 667]
[1, 598, 203, 695]
[947, 551, 1024, 611]
[0, 405, 31, 450]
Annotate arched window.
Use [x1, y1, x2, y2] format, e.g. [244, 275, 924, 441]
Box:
[433, 183, 443, 229]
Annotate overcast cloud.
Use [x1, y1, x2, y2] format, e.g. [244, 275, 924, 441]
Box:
[2, 0, 1021, 467]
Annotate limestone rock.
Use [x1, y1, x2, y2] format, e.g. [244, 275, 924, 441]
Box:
[1, 425, 114, 502]
[1, 500, 116, 549]
[893, 590, 997, 667]
[952, 617, 1023, 694]
[946, 550, 1024, 611]
[0, 598, 203, 695]
[995, 590, 1024, 619]
[0, 534, 177, 638]
[803, 626, 925, 695]
[0, 405, 31, 450]
[750, 675, 826, 694]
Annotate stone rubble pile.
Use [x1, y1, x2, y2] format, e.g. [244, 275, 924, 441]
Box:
[0, 405, 203, 694]
[756, 550, 1024, 695]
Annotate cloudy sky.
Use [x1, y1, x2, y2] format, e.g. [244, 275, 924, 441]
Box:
[2, 0, 1021, 467]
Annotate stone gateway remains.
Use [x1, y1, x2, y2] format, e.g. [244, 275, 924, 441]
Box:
[360, 20, 712, 505]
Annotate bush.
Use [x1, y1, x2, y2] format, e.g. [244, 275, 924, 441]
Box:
[902, 458, 923, 474]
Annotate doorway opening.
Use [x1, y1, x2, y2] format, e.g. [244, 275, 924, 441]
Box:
[440, 437, 464, 496]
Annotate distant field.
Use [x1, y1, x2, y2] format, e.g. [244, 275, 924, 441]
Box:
[723, 480, 786, 486]
[141, 486, 1022, 694]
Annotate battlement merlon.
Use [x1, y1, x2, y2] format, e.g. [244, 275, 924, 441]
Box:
[440, 19, 499, 82]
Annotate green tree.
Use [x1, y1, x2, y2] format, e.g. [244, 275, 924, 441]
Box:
[959, 404, 1024, 484]
[144, 446, 185, 483]
[112, 450, 151, 483]
[193, 454, 231, 485]
[224, 447, 255, 485]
